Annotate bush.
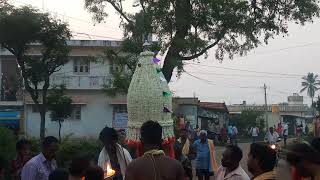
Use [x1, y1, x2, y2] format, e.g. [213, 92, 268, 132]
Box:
[0, 127, 16, 162]
[57, 139, 102, 168]
[28, 138, 41, 156]
[0, 127, 17, 180]
[26, 135, 102, 168]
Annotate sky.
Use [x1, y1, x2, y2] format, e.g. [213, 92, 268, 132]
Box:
[9, 0, 320, 105]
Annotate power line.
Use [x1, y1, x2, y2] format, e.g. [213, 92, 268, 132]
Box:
[183, 70, 261, 89]
[186, 62, 304, 77]
[186, 71, 300, 79]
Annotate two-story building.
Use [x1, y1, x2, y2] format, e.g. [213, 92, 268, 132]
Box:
[0, 40, 127, 138]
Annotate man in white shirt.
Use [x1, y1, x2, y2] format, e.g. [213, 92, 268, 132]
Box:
[21, 136, 59, 180]
[250, 126, 259, 143]
[265, 127, 279, 144]
[215, 145, 250, 180]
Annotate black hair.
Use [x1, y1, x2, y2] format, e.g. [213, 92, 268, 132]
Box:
[226, 145, 243, 163]
[85, 166, 104, 180]
[249, 143, 277, 172]
[140, 121, 162, 146]
[42, 136, 59, 147]
[16, 139, 31, 150]
[287, 143, 320, 165]
[49, 168, 69, 180]
[99, 127, 118, 144]
[311, 138, 320, 152]
[69, 154, 90, 177]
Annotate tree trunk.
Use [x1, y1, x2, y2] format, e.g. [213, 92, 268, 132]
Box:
[39, 108, 46, 140]
[162, 52, 180, 82]
[40, 87, 48, 140]
[312, 97, 315, 116]
[58, 119, 62, 143]
[161, 0, 191, 82]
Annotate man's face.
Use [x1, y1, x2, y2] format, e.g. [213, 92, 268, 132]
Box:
[43, 142, 59, 160]
[221, 148, 236, 168]
[269, 127, 274, 133]
[19, 144, 31, 157]
[247, 153, 258, 175]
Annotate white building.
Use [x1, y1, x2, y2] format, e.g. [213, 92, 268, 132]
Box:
[0, 40, 128, 138]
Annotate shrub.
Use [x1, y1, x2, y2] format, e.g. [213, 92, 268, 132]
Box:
[57, 139, 102, 168]
[0, 127, 17, 180]
[27, 138, 41, 156]
[26, 135, 102, 168]
[0, 127, 16, 162]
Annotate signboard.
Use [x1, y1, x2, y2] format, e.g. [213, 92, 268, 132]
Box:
[0, 111, 20, 129]
[113, 113, 128, 129]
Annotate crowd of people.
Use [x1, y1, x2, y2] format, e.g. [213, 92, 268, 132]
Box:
[0, 121, 320, 180]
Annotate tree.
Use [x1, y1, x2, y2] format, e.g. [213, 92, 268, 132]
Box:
[47, 85, 73, 142]
[229, 110, 264, 135]
[300, 72, 320, 105]
[0, 5, 71, 139]
[85, 0, 320, 84]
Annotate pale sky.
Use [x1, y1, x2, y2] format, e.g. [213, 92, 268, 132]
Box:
[10, 0, 320, 105]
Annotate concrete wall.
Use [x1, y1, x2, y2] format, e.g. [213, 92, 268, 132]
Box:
[25, 90, 114, 138]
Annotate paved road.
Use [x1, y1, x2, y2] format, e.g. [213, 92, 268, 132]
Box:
[192, 142, 292, 180]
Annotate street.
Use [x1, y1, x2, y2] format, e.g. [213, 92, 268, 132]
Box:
[192, 142, 292, 180]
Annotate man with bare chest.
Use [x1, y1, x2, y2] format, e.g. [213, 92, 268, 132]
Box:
[125, 121, 184, 180]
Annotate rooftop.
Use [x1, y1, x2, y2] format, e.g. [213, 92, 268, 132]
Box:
[199, 102, 228, 112]
[0, 39, 122, 55]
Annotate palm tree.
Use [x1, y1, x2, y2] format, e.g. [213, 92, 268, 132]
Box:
[300, 72, 320, 105]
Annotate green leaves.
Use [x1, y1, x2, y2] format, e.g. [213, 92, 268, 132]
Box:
[85, 0, 320, 82]
[301, 72, 320, 102]
[47, 85, 73, 120]
[104, 72, 132, 96]
[0, 5, 71, 138]
[230, 110, 264, 134]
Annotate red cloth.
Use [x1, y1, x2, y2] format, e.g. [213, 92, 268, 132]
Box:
[127, 137, 176, 158]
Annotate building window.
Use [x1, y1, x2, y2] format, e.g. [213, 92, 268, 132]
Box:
[73, 58, 90, 74]
[69, 105, 82, 120]
[113, 105, 127, 113]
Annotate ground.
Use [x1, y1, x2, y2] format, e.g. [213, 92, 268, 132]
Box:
[192, 141, 292, 179]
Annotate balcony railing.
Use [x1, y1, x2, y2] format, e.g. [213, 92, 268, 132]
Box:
[50, 75, 112, 90]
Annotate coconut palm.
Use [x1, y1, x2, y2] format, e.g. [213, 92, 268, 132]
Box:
[300, 72, 320, 104]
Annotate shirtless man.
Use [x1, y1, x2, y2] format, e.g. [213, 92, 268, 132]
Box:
[125, 121, 184, 180]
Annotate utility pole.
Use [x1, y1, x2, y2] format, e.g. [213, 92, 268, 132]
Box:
[264, 83, 269, 129]
[42, 0, 45, 11]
